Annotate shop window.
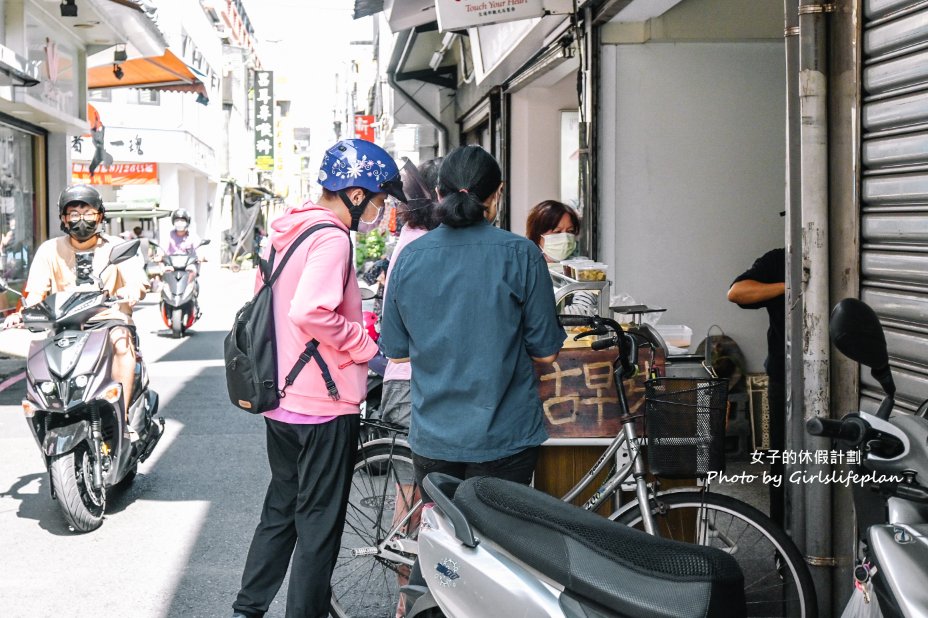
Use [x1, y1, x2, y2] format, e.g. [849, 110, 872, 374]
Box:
[0, 125, 37, 310]
[89, 89, 111, 102]
[135, 89, 161, 105]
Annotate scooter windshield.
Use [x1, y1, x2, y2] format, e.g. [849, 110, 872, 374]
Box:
[167, 254, 191, 270]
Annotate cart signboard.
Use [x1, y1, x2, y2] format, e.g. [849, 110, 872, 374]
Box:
[534, 344, 662, 438]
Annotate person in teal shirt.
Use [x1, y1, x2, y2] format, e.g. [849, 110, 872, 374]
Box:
[380, 145, 565, 491]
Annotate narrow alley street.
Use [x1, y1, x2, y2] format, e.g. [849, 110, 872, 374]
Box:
[0, 264, 296, 618]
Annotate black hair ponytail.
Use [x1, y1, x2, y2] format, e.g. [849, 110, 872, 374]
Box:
[435, 145, 502, 228]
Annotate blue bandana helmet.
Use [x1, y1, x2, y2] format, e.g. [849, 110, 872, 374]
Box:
[319, 139, 406, 197]
[318, 139, 407, 231]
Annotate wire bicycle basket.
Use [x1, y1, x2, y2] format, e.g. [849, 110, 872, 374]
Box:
[645, 377, 728, 478]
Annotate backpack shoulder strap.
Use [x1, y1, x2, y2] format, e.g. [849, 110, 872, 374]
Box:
[266, 222, 352, 402]
[263, 223, 342, 287]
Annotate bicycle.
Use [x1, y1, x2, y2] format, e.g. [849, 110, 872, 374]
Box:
[331, 315, 817, 618]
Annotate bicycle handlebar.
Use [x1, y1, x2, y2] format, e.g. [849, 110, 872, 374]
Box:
[558, 315, 636, 378]
[559, 315, 596, 327]
[591, 338, 615, 351]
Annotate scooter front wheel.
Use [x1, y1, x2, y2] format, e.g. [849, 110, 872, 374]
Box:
[49, 444, 105, 533]
[171, 308, 183, 339]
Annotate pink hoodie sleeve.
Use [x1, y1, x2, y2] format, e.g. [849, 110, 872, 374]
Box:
[287, 229, 379, 363]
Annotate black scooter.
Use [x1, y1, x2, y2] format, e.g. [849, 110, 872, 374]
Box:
[2, 240, 163, 533]
[156, 238, 210, 338]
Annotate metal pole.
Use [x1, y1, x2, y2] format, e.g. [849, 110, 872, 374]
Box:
[784, 0, 805, 560]
[798, 0, 833, 614]
[828, 0, 861, 606]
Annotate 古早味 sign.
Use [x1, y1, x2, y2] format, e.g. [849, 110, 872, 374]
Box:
[534, 345, 660, 439]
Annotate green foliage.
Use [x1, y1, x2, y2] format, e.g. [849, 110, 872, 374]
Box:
[355, 229, 386, 268]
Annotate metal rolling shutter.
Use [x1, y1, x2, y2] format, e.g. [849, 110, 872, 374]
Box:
[861, 0, 928, 411]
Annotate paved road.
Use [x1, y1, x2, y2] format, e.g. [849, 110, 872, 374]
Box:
[0, 264, 293, 618]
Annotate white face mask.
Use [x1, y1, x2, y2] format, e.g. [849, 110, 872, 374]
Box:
[174, 220, 188, 232]
[542, 232, 577, 261]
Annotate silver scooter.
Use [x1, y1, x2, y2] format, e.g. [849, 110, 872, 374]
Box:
[155, 238, 210, 338]
[2, 240, 163, 533]
[406, 472, 747, 618]
[807, 298, 928, 617]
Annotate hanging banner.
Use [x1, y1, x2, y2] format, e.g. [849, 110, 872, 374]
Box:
[354, 115, 376, 142]
[71, 162, 158, 185]
[435, 0, 545, 31]
[254, 70, 275, 171]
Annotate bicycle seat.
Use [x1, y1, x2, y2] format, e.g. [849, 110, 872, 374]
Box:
[453, 477, 746, 618]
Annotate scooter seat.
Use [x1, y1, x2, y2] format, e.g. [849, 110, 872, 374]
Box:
[453, 477, 745, 618]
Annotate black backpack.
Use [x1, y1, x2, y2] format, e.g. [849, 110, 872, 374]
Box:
[224, 223, 349, 414]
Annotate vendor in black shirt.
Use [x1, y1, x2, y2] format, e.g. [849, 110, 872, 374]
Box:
[728, 247, 785, 527]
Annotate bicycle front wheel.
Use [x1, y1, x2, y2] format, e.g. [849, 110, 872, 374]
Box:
[331, 443, 418, 618]
[612, 491, 817, 618]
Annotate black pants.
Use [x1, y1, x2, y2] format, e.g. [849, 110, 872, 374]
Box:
[768, 380, 786, 528]
[407, 446, 540, 589]
[412, 446, 540, 501]
[234, 415, 360, 618]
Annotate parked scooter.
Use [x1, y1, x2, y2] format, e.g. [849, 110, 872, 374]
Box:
[807, 298, 928, 617]
[406, 473, 746, 618]
[2, 240, 163, 533]
[157, 238, 210, 338]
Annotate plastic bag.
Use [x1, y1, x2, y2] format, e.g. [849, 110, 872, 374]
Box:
[840, 582, 883, 618]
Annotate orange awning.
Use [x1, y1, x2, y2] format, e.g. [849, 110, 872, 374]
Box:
[88, 49, 208, 103]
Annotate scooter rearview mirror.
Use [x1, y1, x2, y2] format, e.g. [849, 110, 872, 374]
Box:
[830, 298, 895, 397]
[199, 239, 211, 247]
[109, 239, 141, 266]
[359, 287, 377, 301]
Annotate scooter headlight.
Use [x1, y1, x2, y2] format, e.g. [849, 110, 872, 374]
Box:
[38, 381, 57, 396]
[73, 374, 89, 389]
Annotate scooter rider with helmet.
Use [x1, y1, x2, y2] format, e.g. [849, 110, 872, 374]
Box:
[165, 208, 205, 272]
[3, 185, 148, 437]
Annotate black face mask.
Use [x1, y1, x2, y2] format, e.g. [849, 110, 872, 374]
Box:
[67, 220, 97, 242]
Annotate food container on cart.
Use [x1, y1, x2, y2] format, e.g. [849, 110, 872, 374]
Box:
[561, 258, 592, 279]
[573, 261, 609, 281]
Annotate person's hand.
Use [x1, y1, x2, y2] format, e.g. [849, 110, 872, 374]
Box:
[3, 311, 23, 329]
[114, 286, 140, 307]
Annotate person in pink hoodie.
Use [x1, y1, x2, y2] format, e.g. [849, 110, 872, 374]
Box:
[233, 139, 407, 618]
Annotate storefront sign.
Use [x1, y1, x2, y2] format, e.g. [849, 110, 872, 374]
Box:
[71, 162, 158, 185]
[354, 115, 376, 142]
[436, 0, 544, 31]
[254, 71, 274, 171]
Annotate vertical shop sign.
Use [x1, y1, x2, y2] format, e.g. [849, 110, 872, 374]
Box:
[254, 71, 274, 171]
[354, 115, 376, 142]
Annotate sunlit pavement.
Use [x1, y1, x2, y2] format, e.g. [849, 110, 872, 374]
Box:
[0, 263, 297, 618]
